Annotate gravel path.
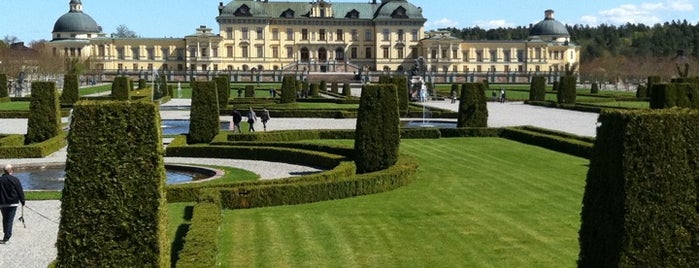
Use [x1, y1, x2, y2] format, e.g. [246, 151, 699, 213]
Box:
[0, 98, 599, 267]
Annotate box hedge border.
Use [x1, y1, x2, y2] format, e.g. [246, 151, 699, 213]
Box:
[174, 189, 222, 268]
[0, 132, 67, 158]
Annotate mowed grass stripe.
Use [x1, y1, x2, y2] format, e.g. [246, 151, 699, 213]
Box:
[218, 138, 587, 267]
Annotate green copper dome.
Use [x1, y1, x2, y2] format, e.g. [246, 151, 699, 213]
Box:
[52, 0, 101, 34]
[529, 10, 569, 37]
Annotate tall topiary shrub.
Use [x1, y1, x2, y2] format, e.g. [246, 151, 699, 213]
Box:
[529, 76, 547, 101]
[280, 75, 296, 104]
[393, 76, 409, 112]
[244, 85, 255, 98]
[138, 78, 147, 89]
[578, 108, 699, 267]
[61, 74, 79, 104]
[354, 84, 400, 174]
[188, 81, 219, 144]
[310, 83, 319, 97]
[320, 80, 327, 92]
[590, 83, 599, 94]
[557, 76, 577, 104]
[111, 77, 132, 100]
[636, 84, 648, 98]
[214, 75, 230, 108]
[647, 76, 661, 98]
[457, 83, 488, 127]
[331, 82, 339, 93]
[342, 83, 352, 97]
[651, 82, 699, 109]
[552, 80, 560, 91]
[56, 101, 169, 268]
[0, 74, 7, 98]
[26, 82, 61, 144]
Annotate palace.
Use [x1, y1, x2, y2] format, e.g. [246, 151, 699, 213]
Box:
[46, 0, 579, 81]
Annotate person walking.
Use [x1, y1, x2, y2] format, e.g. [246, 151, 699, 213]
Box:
[0, 164, 25, 244]
[247, 107, 257, 132]
[231, 109, 243, 133]
[260, 107, 271, 131]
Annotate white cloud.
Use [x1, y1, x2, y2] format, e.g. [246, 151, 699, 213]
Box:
[428, 18, 459, 29]
[582, 0, 693, 25]
[473, 19, 515, 29]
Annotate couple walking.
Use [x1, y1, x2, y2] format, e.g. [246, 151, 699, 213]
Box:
[231, 107, 270, 133]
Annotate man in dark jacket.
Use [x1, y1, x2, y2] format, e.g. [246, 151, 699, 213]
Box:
[0, 164, 25, 244]
[231, 109, 243, 133]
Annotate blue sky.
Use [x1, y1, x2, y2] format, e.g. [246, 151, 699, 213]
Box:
[1, 0, 697, 43]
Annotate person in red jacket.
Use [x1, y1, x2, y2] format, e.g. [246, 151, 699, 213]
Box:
[0, 164, 25, 244]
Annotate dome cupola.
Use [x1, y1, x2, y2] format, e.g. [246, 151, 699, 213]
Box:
[52, 0, 102, 40]
[529, 10, 570, 43]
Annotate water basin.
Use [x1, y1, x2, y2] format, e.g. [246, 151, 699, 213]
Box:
[161, 119, 229, 135]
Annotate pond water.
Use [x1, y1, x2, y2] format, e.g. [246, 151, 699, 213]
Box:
[401, 120, 457, 128]
[161, 120, 230, 135]
[14, 164, 216, 190]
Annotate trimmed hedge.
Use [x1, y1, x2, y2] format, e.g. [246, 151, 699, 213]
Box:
[217, 154, 417, 209]
[188, 81, 220, 144]
[646, 75, 661, 98]
[590, 83, 599, 94]
[635, 84, 647, 98]
[310, 83, 319, 97]
[394, 76, 410, 112]
[60, 74, 79, 104]
[0, 74, 7, 98]
[552, 80, 560, 91]
[56, 101, 169, 268]
[331, 82, 339, 93]
[578, 108, 699, 267]
[138, 78, 147, 89]
[244, 85, 255, 98]
[457, 83, 488, 127]
[320, 80, 327, 92]
[500, 127, 592, 158]
[0, 133, 66, 158]
[529, 76, 547, 101]
[354, 84, 400, 174]
[557, 76, 577, 104]
[174, 190, 222, 268]
[650, 82, 699, 109]
[280, 75, 296, 103]
[111, 77, 132, 100]
[214, 76, 230, 109]
[342, 83, 351, 97]
[26, 82, 61, 144]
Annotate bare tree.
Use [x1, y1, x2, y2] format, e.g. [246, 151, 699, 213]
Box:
[112, 25, 139, 38]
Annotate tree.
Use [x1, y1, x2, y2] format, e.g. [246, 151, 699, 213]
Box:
[2, 35, 19, 45]
[112, 25, 139, 38]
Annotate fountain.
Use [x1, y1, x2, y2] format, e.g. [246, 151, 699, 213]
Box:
[177, 82, 182, 98]
[13, 163, 220, 190]
[161, 119, 230, 135]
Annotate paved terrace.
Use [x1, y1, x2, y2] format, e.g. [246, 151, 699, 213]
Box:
[0, 99, 599, 267]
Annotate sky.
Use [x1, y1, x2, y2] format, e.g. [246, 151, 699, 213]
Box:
[1, 0, 698, 43]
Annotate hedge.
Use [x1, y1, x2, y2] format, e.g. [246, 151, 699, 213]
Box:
[529, 76, 547, 101]
[500, 127, 593, 158]
[174, 190, 221, 268]
[342, 83, 352, 97]
[244, 85, 255, 98]
[56, 101, 169, 268]
[214, 76, 230, 109]
[578, 108, 699, 267]
[590, 83, 599, 94]
[557, 76, 577, 104]
[0, 74, 7, 98]
[60, 74, 79, 104]
[188, 81, 220, 144]
[320, 80, 327, 92]
[331, 82, 339, 93]
[111, 77, 132, 100]
[217, 154, 417, 209]
[310, 83, 319, 97]
[635, 84, 648, 98]
[354, 84, 400, 174]
[0, 133, 66, 158]
[26, 82, 61, 144]
[457, 83, 488, 127]
[280, 75, 296, 103]
[646, 75, 661, 98]
[650, 82, 699, 109]
[394, 76, 410, 112]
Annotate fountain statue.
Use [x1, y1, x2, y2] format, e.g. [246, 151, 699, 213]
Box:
[177, 82, 182, 98]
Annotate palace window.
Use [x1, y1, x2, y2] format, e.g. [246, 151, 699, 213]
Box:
[147, 48, 154, 60]
[176, 48, 185, 60]
[383, 29, 390, 41]
[431, 49, 437, 59]
[301, 29, 309, 40]
[272, 29, 279, 40]
[319, 29, 326, 41]
[365, 30, 372, 41]
[411, 47, 418, 59]
[201, 48, 208, 57]
[226, 27, 233, 39]
[272, 47, 279, 58]
[336, 29, 343, 41]
[242, 46, 249, 58]
[412, 29, 419, 41]
[490, 50, 497, 62]
[383, 47, 389, 58]
[286, 47, 293, 58]
[351, 29, 358, 41]
[189, 48, 196, 58]
[452, 49, 458, 59]
[227, 46, 233, 58]
[517, 50, 524, 62]
[256, 46, 263, 58]
[365, 47, 372, 59]
[397, 30, 404, 41]
[162, 48, 169, 60]
[241, 27, 249, 40]
[351, 47, 357, 59]
[397, 47, 404, 59]
[504, 51, 511, 62]
[132, 47, 140, 60]
[256, 27, 263, 40]
[286, 28, 294, 40]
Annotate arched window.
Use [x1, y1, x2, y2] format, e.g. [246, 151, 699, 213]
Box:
[300, 47, 310, 62]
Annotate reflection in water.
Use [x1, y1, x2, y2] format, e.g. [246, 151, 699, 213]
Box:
[161, 120, 229, 135]
[14, 165, 212, 190]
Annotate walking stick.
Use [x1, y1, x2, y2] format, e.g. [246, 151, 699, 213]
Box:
[18, 205, 25, 228]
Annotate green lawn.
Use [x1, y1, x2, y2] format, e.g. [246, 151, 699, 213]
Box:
[0, 101, 29, 110]
[216, 138, 588, 267]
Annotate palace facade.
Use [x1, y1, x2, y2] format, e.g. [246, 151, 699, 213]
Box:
[46, 0, 579, 81]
